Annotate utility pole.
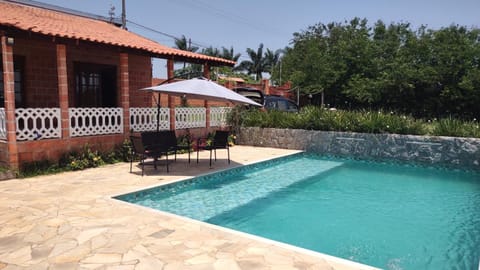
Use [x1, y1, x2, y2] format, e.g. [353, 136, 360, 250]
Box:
[187, 38, 192, 78]
[279, 60, 282, 86]
[121, 0, 126, 29]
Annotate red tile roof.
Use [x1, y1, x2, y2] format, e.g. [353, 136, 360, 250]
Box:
[0, 1, 235, 66]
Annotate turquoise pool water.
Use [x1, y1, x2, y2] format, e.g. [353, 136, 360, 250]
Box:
[116, 153, 480, 270]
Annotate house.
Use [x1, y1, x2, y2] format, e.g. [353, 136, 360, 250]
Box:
[222, 77, 296, 100]
[0, 0, 235, 169]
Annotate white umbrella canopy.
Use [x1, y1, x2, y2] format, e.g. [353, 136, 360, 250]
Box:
[141, 77, 262, 107]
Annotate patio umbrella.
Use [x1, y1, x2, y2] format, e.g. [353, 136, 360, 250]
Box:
[141, 77, 262, 131]
[141, 77, 262, 107]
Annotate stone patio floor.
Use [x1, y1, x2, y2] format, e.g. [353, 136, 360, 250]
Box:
[0, 146, 378, 270]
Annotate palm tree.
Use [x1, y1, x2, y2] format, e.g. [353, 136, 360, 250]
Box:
[221, 46, 241, 62]
[174, 35, 199, 69]
[180, 46, 220, 78]
[174, 35, 199, 52]
[220, 47, 242, 73]
[263, 48, 284, 73]
[238, 43, 268, 80]
[201, 46, 220, 57]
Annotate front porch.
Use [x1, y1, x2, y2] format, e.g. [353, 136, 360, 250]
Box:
[0, 105, 232, 168]
[0, 35, 233, 169]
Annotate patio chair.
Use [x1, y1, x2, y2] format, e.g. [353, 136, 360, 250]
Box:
[163, 130, 191, 163]
[129, 136, 163, 176]
[197, 130, 230, 167]
[139, 132, 172, 173]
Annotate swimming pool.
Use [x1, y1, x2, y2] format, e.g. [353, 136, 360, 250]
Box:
[116, 153, 480, 269]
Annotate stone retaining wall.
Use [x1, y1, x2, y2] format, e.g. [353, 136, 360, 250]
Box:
[238, 127, 480, 170]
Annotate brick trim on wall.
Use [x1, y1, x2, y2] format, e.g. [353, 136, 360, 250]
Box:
[1, 36, 18, 168]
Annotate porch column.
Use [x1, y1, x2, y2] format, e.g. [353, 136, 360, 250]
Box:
[167, 59, 174, 79]
[1, 36, 18, 169]
[56, 44, 69, 139]
[119, 53, 130, 135]
[203, 62, 210, 79]
[167, 59, 175, 131]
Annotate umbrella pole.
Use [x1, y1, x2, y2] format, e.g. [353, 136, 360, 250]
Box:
[157, 92, 161, 132]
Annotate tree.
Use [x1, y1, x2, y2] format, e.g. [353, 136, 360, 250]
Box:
[174, 35, 199, 71]
[238, 43, 268, 80]
[276, 18, 480, 118]
[201, 46, 220, 57]
[220, 46, 241, 62]
[264, 48, 283, 74]
[174, 35, 199, 52]
[174, 45, 243, 80]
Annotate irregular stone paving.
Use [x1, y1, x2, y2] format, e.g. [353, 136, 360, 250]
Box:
[0, 146, 378, 270]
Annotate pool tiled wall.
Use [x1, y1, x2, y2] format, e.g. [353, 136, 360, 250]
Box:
[238, 127, 480, 170]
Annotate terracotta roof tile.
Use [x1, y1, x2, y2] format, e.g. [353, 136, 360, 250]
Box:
[0, 1, 235, 66]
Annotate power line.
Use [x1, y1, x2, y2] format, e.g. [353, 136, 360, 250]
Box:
[127, 20, 180, 43]
[175, 0, 286, 36]
[127, 19, 251, 61]
[127, 19, 228, 51]
[124, 2, 285, 63]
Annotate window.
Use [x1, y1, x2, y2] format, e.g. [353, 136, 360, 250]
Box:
[0, 55, 24, 107]
[74, 63, 117, 107]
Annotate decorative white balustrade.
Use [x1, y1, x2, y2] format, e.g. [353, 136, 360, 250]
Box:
[129, 107, 170, 132]
[15, 108, 61, 141]
[0, 108, 6, 140]
[175, 107, 206, 129]
[0, 106, 232, 141]
[210, 107, 232, 127]
[69, 107, 123, 137]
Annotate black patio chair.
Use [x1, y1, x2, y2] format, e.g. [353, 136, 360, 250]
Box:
[197, 130, 230, 167]
[129, 136, 163, 176]
[163, 130, 191, 163]
[140, 132, 171, 173]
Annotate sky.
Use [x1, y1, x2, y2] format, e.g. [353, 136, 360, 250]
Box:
[38, 0, 480, 78]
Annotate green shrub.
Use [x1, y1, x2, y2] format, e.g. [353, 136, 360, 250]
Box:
[175, 134, 194, 153]
[431, 117, 480, 138]
[469, 120, 480, 138]
[19, 160, 61, 178]
[295, 107, 424, 135]
[19, 141, 133, 177]
[60, 145, 105, 171]
[355, 110, 425, 135]
[237, 106, 478, 138]
[112, 139, 133, 162]
[292, 106, 322, 129]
